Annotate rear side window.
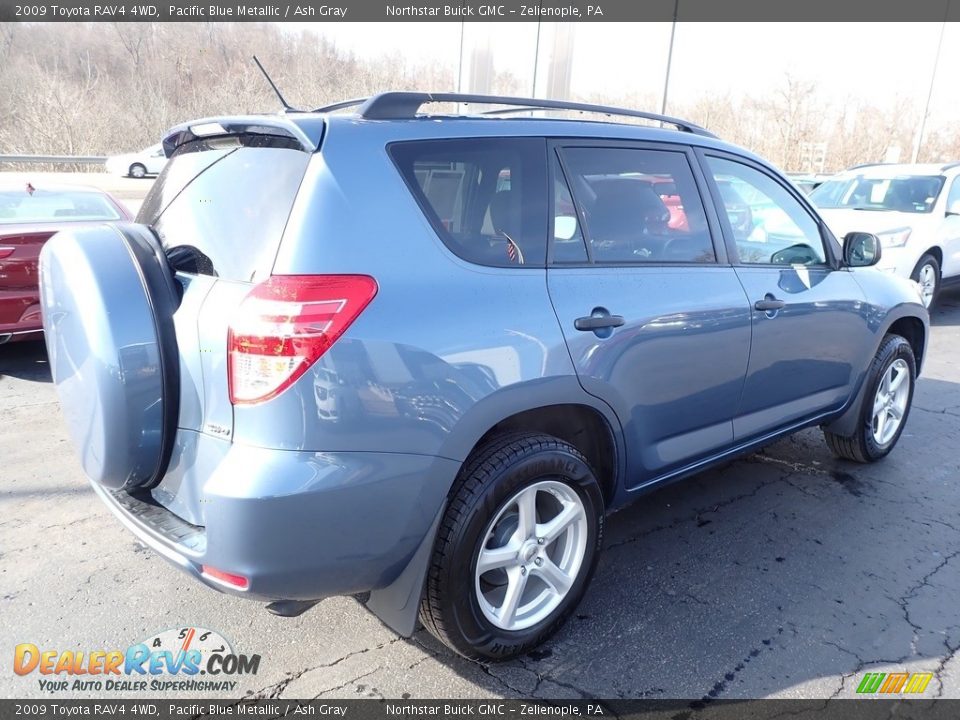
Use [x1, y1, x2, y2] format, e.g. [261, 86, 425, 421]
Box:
[559, 146, 716, 264]
[138, 135, 310, 282]
[390, 138, 548, 267]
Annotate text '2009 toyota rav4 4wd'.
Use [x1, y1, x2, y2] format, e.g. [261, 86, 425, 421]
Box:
[40, 93, 929, 660]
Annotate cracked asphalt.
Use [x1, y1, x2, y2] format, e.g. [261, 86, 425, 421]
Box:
[2, 290, 959, 701]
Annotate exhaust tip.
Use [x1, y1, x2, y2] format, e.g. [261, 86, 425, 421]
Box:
[265, 599, 321, 617]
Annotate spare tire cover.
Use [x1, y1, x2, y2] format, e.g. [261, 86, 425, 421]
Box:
[40, 223, 180, 491]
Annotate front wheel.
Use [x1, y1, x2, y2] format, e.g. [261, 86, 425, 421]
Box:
[420, 433, 604, 661]
[824, 334, 916, 463]
[129, 163, 147, 179]
[911, 253, 940, 309]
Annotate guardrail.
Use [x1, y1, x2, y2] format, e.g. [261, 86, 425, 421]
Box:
[0, 154, 107, 165]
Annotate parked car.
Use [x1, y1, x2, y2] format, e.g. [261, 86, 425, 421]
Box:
[0, 182, 130, 344]
[787, 173, 832, 195]
[105, 143, 167, 178]
[39, 93, 928, 661]
[810, 163, 960, 308]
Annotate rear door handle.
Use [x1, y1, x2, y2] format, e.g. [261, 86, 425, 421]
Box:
[754, 297, 786, 312]
[574, 314, 625, 331]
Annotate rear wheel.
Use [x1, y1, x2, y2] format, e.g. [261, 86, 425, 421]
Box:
[420, 433, 603, 660]
[129, 163, 147, 179]
[823, 334, 915, 463]
[911, 253, 940, 309]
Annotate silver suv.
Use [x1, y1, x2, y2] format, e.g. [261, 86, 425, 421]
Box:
[40, 93, 928, 660]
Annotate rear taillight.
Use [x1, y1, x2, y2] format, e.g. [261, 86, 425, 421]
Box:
[227, 275, 378, 405]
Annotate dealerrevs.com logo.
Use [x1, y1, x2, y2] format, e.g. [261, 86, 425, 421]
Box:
[14, 627, 261, 693]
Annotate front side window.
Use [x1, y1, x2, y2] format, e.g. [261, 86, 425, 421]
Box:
[559, 146, 715, 264]
[947, 176, 960, 213]
[390, 138, 547, 268]
[706, 157, 827, 266]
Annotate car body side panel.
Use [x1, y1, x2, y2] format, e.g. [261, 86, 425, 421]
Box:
[939, 211, 960, 278]
[731, 266, 873, 440]
[240, 128, 595, 465]
[548, 266, 752, 488]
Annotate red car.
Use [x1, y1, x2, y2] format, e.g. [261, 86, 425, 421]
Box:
[0, 183, 131, 343]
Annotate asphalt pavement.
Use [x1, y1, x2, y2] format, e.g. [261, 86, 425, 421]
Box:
[1, 290, 959, 701]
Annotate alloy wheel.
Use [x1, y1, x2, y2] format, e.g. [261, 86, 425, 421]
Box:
[872, 358, 910, 446]
[917, 263, 937, 308]
[474, 480, 588, 631]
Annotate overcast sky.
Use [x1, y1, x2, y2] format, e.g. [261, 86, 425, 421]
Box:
[289, 22, 957, 128]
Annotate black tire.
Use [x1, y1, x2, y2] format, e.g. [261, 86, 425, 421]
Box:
[911, 253, 940, 309]
[823, 334, 916, 463]
[420, 432, 604, 661]
[129, 163, 147, 179]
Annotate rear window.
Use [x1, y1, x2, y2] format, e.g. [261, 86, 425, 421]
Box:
[0, 189, 121, 224]
[390, 138, 548, 267]
[138, 135, 310, 282]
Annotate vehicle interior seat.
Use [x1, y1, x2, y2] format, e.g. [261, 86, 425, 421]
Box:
[588, 181, 671, 259]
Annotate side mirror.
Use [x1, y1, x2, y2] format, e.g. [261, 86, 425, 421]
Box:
[843, 232, 882, 268]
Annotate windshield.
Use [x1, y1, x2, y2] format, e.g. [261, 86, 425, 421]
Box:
[0, 189, 121, 224]
[810, 174, 944, 214]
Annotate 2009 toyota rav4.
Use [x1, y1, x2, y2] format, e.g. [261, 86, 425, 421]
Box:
[40, 92, 929, 660]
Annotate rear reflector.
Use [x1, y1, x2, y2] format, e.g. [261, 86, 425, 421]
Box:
[228, 275, 378, 405]
[201, 565, 249, 589]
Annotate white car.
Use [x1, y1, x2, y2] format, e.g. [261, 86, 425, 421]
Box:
[810, 162, 960, 308]
[105, 143, 167, 179]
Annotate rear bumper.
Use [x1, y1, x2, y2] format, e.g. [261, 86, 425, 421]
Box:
[0, 292, 42, 341]
[93, 431, 460, 602]
[0, 328, 43, 344]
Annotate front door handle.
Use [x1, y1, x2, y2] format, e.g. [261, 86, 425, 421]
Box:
[754, 297, 786, 312]
[574, 314, 625, 331]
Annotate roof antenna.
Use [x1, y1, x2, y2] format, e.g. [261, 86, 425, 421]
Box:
[253, 55, 300, 113]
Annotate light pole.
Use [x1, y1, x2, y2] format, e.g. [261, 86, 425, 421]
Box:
[911, 13, 948, 163]
[532, 19, 542, 97]
[660, 0, 679, 115]
[456, 21, 465, 92]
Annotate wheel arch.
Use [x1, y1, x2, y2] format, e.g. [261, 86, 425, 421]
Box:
[823, 306, 927, 437]
[433, 376, 626, 508]
[469, 403, 620, 507]
[922, 246, 943, 268]
[363, 381, 626, 637]
[886, 315, 926, 371]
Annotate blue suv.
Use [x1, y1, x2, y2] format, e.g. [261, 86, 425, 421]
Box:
[39, 93, 928, 660]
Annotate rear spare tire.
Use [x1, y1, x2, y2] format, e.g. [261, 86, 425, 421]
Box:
[40, 223, 180, 491]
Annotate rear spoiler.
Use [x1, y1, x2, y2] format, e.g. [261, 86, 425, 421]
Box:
[161, 115, 325, 157]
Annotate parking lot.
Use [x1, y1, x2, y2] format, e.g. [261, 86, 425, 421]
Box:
[2, 222, 959, 701]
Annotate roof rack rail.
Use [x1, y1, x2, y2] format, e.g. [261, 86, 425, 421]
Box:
[848, 162, 885, 170]
[312, 97, 368, 113]
[941, 162, 960, 172]
[353, 92, 717, 138]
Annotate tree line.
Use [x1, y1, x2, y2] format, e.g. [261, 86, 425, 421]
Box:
[1, 22, 957, 172]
